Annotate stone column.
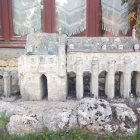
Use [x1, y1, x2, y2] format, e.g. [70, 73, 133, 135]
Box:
[106, 71, 115, 99]
[76, 58, 83, 100]
[76, 73, 83, 100]
[91, 65, 99, 98]
[105, 60, 115, 99]
[120, 73, 124, 97]
[123, 71, 131, 98]
[3, 72, 11, 97]
[123, 56, 131, 98]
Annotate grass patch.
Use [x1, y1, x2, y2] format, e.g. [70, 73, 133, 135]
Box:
[0, 129, 140, 140]
[0, 112, 9, 127]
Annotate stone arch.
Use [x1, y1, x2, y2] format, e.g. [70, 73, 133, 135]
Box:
[40, 74, 48, 99]
[83, 71, 91, 97]
[98, 71, 107, 98]
[67, 72, 76, 99]
[115, 71, 124, 97]
[131, 71, 140, 96]
[0, 75, 4, 95]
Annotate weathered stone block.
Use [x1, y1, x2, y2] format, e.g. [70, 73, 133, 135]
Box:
[8, 60, 18, 67]
[0, 60, 8, 67]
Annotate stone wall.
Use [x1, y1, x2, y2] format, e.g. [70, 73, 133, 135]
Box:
[0, 48, 24, 95]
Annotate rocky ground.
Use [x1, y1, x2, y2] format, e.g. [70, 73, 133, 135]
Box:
[0, 95, 140, 136]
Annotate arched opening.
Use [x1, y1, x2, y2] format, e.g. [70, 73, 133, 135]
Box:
[131, 71, 140, 97]
[98, 71, 107, 98]
[83, 71, 91, 97]
[11, 73, 20, 95]
[115, 71, 123, 98]
[67, 72, 76, 99]
[0, 75, 4, 96]
[41, 74, 48, 99]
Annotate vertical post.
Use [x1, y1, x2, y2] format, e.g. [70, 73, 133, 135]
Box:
[123, 56, 131, 98]
[76, 61, 83, 99]
[91, 64, 99, 97]
[76, 73, 83, 100]
[106, 71, 115, 99]
[123, 72, 131, 98]
[3, 71, 11, 97]
[106, 60, 115, 99]
[132, 28, 136, 40]
[120, 73, 124, 97]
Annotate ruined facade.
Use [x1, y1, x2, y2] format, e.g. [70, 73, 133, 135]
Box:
[18, 31, 140, 101]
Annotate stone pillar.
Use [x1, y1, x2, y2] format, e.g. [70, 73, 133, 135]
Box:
[120, 73, 124, 97]
[3, 72, 11, 97]
[91, 65, 99, 98]
[123, 56, 131, 98]
[123, 72, 131, 98]
[58, 44, 67, 100]
[76, 73, 83, 100]
[135, 72, 140, 94]
[105, 60, 115, 99]
[76, 58, 83, 100]
[106, 71, 115, 99]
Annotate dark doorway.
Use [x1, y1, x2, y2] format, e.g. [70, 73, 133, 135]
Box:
[41, 74, 48, 99]
[98, 71, 107, 98]
[83, 72, 91, 97]
[0, 75, 4, 95]
[67, 72, 76, 99]
[131, 71, 138, 96]
[115, 72, 123, 98]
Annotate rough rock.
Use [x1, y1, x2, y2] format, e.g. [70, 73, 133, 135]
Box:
[113, 104, 137, 122]
[76, 98, 112, 134]
[0, 100, 27, 117]
[42, 108, 78, 131]
[112, 103, 138, 135]
[0, 98, 138, 136]
[7, 114, 44, 135]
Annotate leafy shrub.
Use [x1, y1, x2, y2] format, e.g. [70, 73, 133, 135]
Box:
[0, 112, 9, 127]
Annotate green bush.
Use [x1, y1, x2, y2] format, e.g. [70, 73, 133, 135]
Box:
[0, 112, 9, 128]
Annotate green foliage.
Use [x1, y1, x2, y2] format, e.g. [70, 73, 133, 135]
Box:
[0, 128, 140, 140]
[122, 0, 140, 28]
[0, 112, 9, 127]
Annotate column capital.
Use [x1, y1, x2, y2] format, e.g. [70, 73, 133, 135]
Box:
[3, 72, 10, 78]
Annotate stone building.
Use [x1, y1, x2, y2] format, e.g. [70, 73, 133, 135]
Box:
[67, 36, 140, 99]
[17, 31, 140, 101]
[0, 0, 139, 101]
[18, 33, 67, 101]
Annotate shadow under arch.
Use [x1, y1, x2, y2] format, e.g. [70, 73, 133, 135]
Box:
[131, 71, 140, 96]
[40, 74, 48, 99]
[67, 72, 76, 99]
[98, 71, 107, 98]
[115, 71, 124, 98]
[0, 75, 4, 95]
[83, 71, 91, 97]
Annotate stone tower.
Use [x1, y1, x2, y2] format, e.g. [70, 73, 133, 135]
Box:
[18, 33, 67, 101]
